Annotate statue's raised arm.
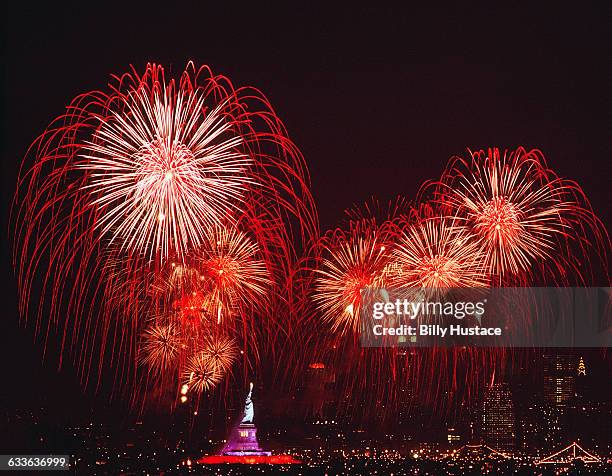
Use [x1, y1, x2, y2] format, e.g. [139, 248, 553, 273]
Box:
[241, 382, 254, 423]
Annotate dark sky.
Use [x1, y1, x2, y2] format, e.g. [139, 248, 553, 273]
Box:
[1, 3, 610, 412]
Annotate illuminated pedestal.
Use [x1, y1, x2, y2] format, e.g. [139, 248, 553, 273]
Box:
[198, 420, 303, 464]
[222, 423, 271, 456]
[198, 382, 300, 465]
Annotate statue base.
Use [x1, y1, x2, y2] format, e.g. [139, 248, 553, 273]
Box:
[221, 423, 271, 456]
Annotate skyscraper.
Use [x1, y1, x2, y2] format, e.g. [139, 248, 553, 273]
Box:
[542, 353, 577, 448]
[481, 383, 516, 452]
[543, 354, 576, 407]
[577, 356, 586, 376]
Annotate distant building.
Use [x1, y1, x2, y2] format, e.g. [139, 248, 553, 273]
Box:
[447, 427, 461, 444]
[542, 353, 577, 448]
[577, 356, 586, 376]
[481, 383, 515, 452]
[543, 354, 575, 407]
[516, 399, 550, 456]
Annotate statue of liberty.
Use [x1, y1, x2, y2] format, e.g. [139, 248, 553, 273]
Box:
[220, 380, 271, 456]
[241, 382, 254, 423]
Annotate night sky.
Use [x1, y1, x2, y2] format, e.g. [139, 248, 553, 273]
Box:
[1, 3, 610, 415]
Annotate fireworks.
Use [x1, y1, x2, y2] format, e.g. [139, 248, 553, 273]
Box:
[10, 58, 607, 420]
[145, 224, 271, 334]
[192, 225, 271, 321]
[81, 88, 252, 261]
[199, 335, 239, 374]
[13, 63, 318, 403]
[313, 208, 489, 335]
[430, 147, 608, 281]
[308, 147, 607, 420]
[138, 324, 183, 375]
[141, 333, 238, 395]
[314, 222, 391, 334]
[182, 352, 223, 394]
[134, 225, 270, 398]
[387, 215, 488, 289]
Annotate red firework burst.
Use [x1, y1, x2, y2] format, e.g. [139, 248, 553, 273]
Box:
[387, 213, 488, 289]
[12, 63, 318, 400]
[313, 221, 391, 335]
[182, 352, 223, 394]
[191, 225, 271, 322]
[427, 147, 609, 282]
[138, 323, 183, 375]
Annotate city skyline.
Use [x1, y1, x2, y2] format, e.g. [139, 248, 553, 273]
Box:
[1, 349, 610, 473]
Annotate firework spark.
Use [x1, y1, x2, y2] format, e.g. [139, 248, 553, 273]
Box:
[182, 351, 223, 394]
[387, 215, 488, 289]
[199, 335, 239, 374]
[429, 147, 608, 280]
[12, 63, 318, 400]
[314, 222, 391, 335]
[138, 324, 183, 375]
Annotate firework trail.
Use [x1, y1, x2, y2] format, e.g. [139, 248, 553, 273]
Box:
[424, 147, 609, 284]
[309, 149, 608, 419]
[12, 63, 318, 404]
[314, 221, 392, 335]
[138, 323, 183, 375]
[387, 211, 488, 289]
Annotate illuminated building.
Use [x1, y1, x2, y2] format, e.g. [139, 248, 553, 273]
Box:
[447, 427, 461, 444]
[543, 354, 575, 407]
[481, 383, 515, 452]
[542, 354, 576, 448]
[577, 356, 586, 376]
